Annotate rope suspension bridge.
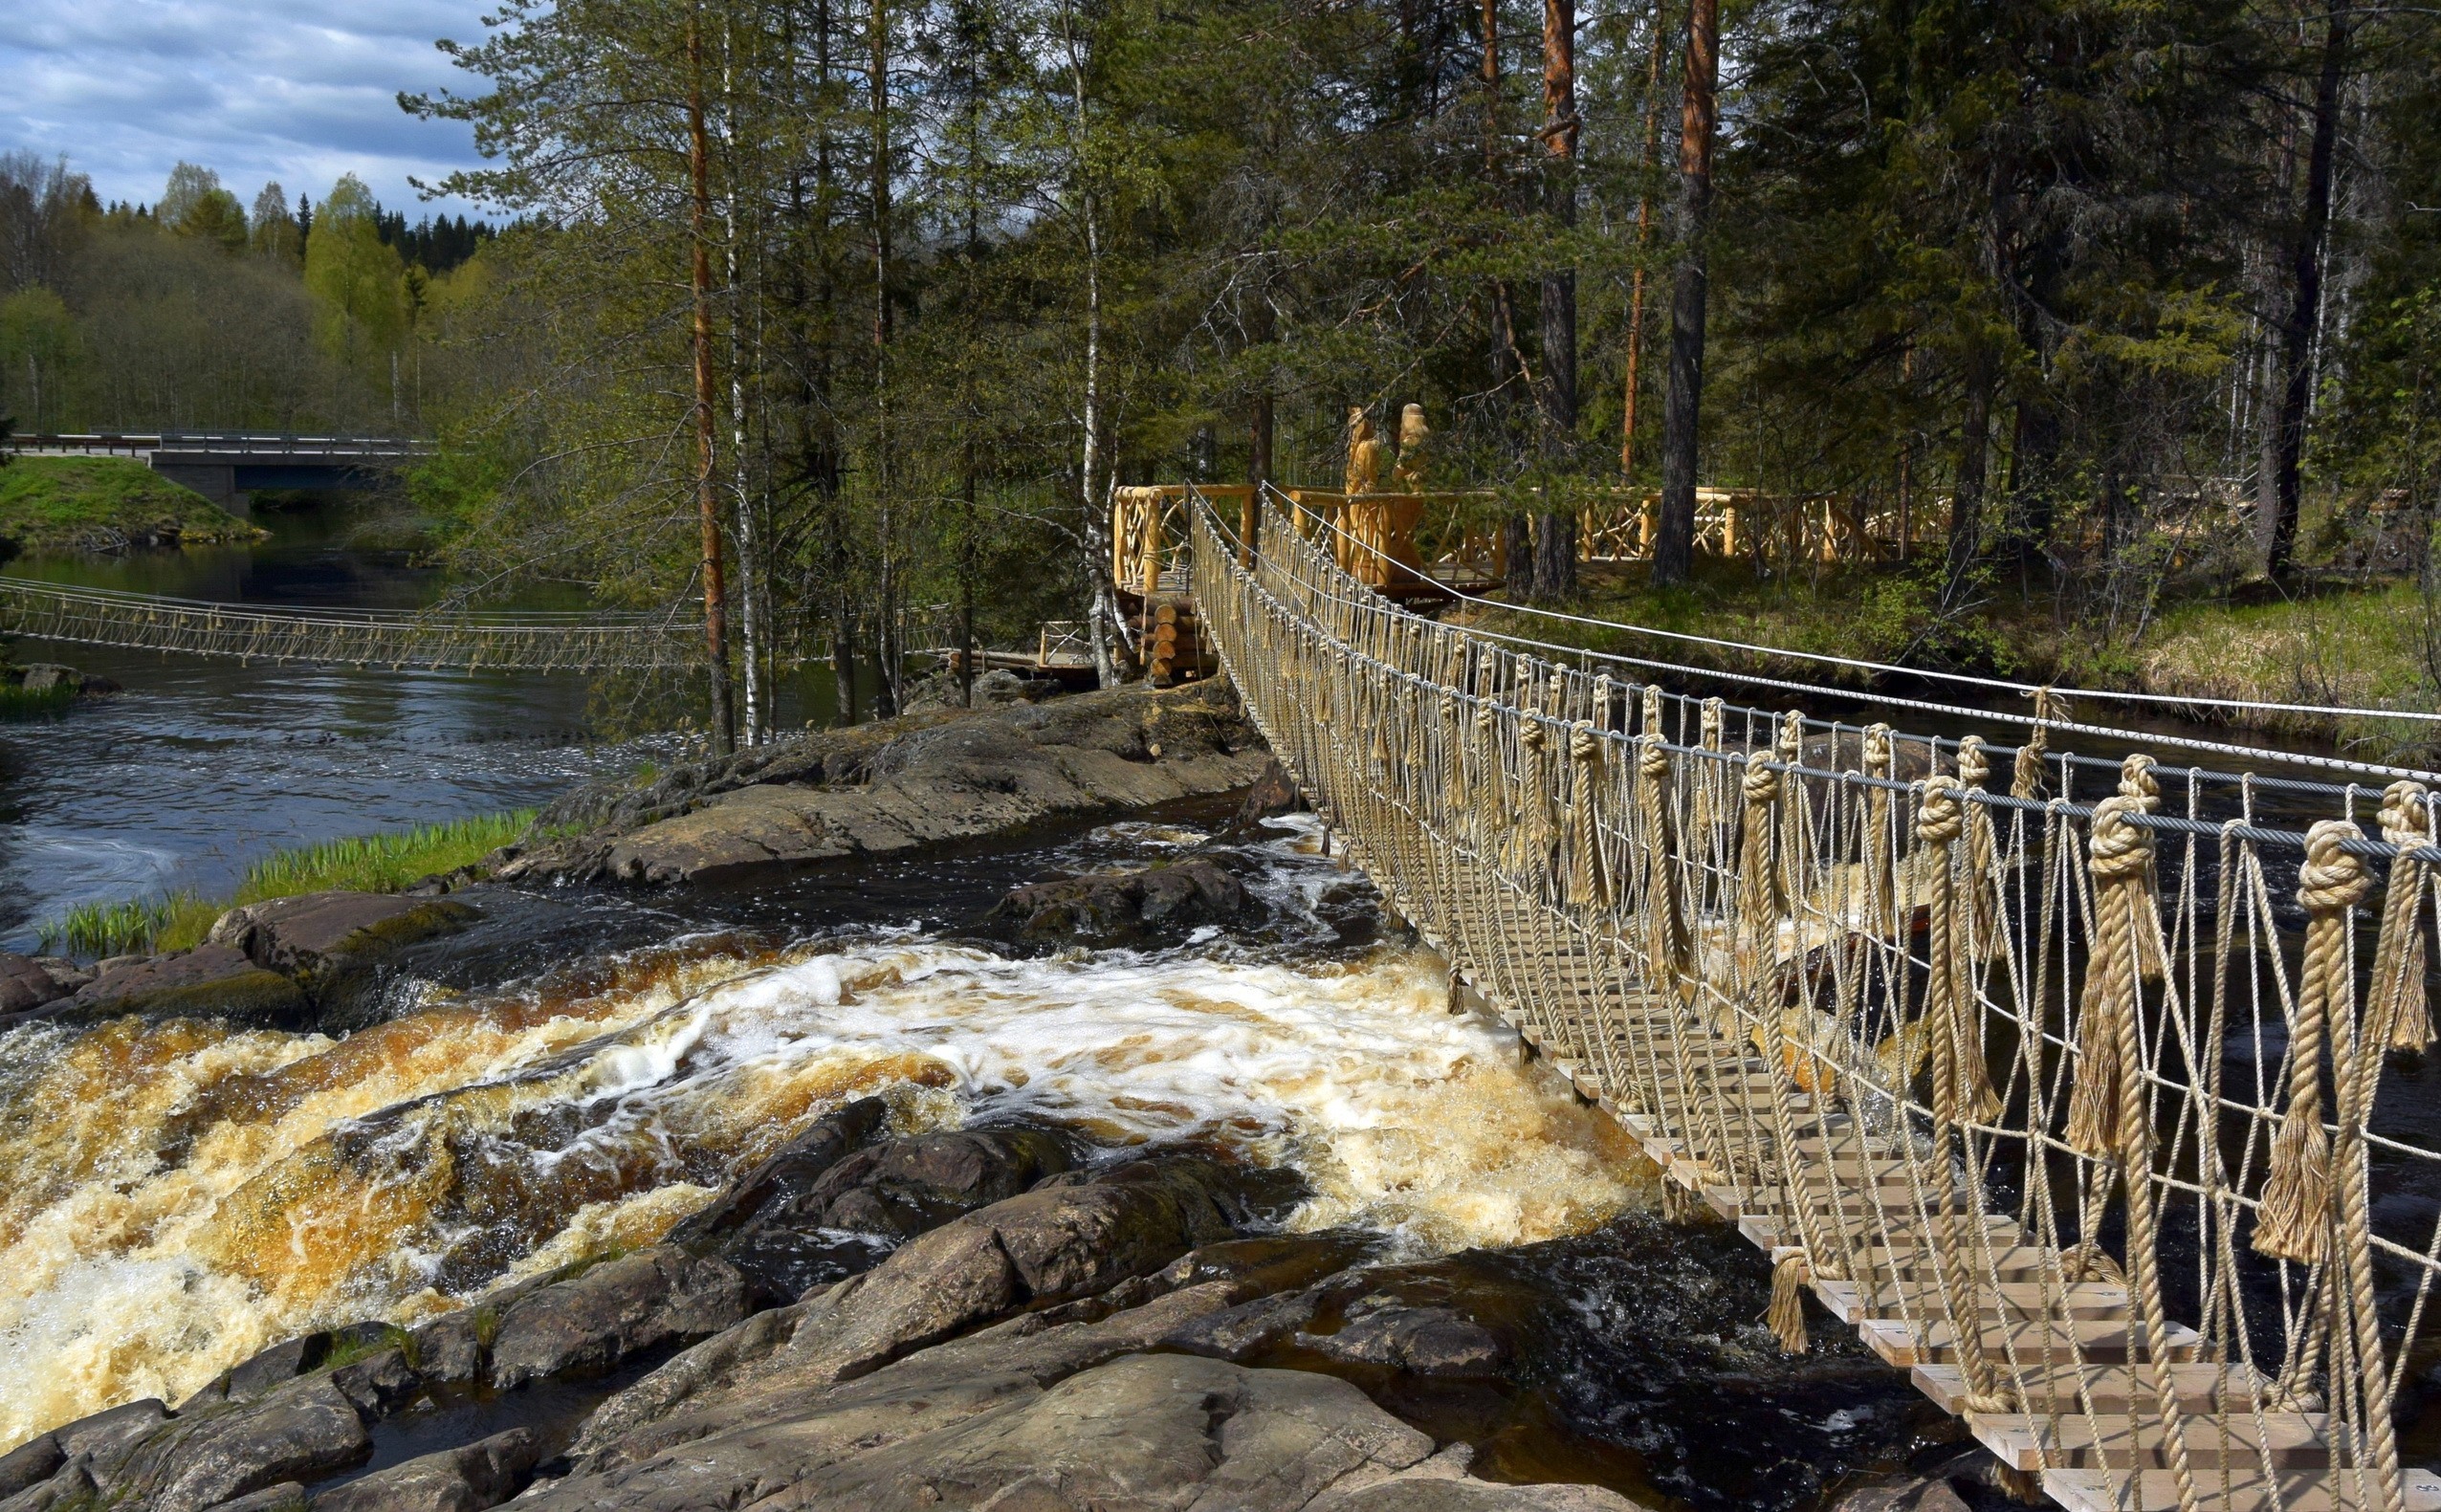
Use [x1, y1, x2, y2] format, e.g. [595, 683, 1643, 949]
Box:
[1189, 482, 2441, 1512]
[0, 576, 704, 672]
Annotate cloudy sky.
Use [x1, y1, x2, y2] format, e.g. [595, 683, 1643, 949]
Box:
[3, 0, 501, 221]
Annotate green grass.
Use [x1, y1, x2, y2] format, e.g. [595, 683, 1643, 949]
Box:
[41, 809, 537, 958]
[0, 682, 75, 719]
[0, 455, 260, 554]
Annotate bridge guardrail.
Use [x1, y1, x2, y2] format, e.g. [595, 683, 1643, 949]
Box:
[1189, 482, 2441, 1512]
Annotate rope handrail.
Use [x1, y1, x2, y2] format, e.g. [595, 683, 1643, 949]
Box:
[1268, 480, 2441, 725]
[0, 575, 704, 672]
[1244, 484, 2441, 789]
[1194, 484, 2441, 1512]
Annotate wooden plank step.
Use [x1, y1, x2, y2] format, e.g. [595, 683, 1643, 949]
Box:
[1975, 1409, 2329, 1470]
[1838, 1245, 2057, 1282]
[1736, 1211, 2021, 1252]
[2042, 1467, 2441, 1512]
[1860, 1316, 2207, 1368]
[1913, 1361, 2270, 1414]
[1814, 1279, 2132, 1324]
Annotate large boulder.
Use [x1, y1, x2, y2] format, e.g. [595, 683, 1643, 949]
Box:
[668, 1105, 1073, 1304]
[307, 1429, 541, 1512]
[567, 1159, 1240, 1458]
[486, 1246, 752, 1391]
[508, 680, 1269, 888]
[982, 859, 1247, 950]
[94, 1375, 379, 1512]
[58, 945, 310, 1029]
[0, 952, 67, 1015]
[209, 891, 477, 1022]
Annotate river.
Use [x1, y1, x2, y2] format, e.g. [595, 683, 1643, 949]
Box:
[7, 512, 2401, 1507]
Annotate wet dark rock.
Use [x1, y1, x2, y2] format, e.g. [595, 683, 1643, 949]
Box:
[100, 1377, 374, 1512]
[57, 945, 311, 1029]
[1829, 1475, 1975, 1512]
[1303, 1302, 1506, 1378]
[1221, 756, 1305, 836]
[184, 1335, 335, 1411]
[1318, 1479, 1648, 1511]
[566, 1159, 1242, 1456]
[209, 892, 478, 1023]
[509, 679, 1267, 888]
[308, 1428, 541, 1512]
[205, 1482, 308, 1512]
[1159, 1286, 1320, 1362]
[0, 1437, 63, 1501]
[487, 1246, 751, 1391]
[16, 664, 120, 696]
[983, 858, 1247, 950]
[329, 1351, 423, 1421]
[0, 1458, 97, 1512]
[672, 1108, 1074, 1305]
[55, 1398, 174, 1462]
[0, 953, 67, 1014]
[404, 1311, 486, 1391]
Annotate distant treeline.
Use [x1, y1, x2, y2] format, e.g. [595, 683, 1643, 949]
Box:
[0, 152, 495, 435]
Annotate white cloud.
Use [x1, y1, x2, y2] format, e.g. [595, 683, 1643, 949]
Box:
[0, 0, 503, 220]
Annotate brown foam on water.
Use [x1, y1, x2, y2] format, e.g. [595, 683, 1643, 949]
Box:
[0, 936, 1650, 1452]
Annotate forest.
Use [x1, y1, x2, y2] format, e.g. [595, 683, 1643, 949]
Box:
[3, 0, 2437, 752]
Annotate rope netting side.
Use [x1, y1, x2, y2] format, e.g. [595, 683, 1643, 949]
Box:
[1190, 487, 2440, 1512]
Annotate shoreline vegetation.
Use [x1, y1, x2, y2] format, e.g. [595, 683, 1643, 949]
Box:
[45, 809, 536, 958]
[1456, 557, 2437, 764]
[0, 454, 260, 557]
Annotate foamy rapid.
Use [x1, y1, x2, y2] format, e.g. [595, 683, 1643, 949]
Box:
[0, 855, 1649, 1450]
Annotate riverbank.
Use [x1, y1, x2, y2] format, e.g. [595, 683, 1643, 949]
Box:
[0, 456, 261, 557]
[1455, 559, 2439, 761]
[0, 679, 1991, 1512]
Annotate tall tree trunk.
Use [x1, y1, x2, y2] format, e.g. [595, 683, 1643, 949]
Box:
[870, 0, 900, 719]
[1246, 290, 1273, 560]
[1530, 0, 1578, 602]
[1945, 345, 1995, 607]
[1621, 2, 1669, 480]
[1066, 13, 1120, 689]
[2261, 8, 2349, 579]
[720, 20, 763, 745]
[1482, 0, 1533, 595]
[687, 11, 736, 755]
[1650, 0, 1718, 589]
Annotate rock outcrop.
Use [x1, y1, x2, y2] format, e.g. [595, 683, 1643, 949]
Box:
[509, 679, 1267, 887]
[980, 858, 1247, 951]
[208, 891, 476, 1024]
[54, 945, 311, 1030]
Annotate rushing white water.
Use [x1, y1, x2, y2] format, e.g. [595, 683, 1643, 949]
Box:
[0, 819, 1652, 1451]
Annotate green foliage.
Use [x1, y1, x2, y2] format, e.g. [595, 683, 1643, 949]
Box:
[39, 809, 536, 957]
[303, 173, 406, 367]
[0, 681, 77, 719]
[0, 456, 257, 553]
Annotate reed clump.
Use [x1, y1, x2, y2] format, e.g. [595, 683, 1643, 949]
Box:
[42, 809, 537, 958]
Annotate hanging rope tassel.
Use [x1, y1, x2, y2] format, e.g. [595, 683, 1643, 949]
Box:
[1954, 735, 2001, 954]
[1918, 776, 2003, 1126]
[1569, 721, 1615, 910]
[1861, 723, 1896, 933]
[1636, 734, 1696, 1006]
[1514, 716, 1557, 890]
[2373, 779, 2435, 1054]
[1767, 1247, 1811, 1354]
[2255, 819, 2374, 1266]
[2012, 687, 2056, 800]
[2064, 792, 2158, 1157]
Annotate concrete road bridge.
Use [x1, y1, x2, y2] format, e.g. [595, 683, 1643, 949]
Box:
[1189, 480, 2441, 1512]
[7, 431, 433, 514]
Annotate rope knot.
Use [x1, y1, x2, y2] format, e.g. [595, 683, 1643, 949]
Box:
[1637, 734, 1671, 781]
[1570, 720, 1604, 766]
[1519, 716, 1549, 753]
[2298, 819, 2373, 916]
[1862, 722, 1894, 778]
[1700, 697, 1725, 750]
[1775, 710, 1804, 763]
[2088, 794, 2155, 882]
[1744, 749, 1781, 807]
[1916, 774, 1966, 846]
[2382, 779, 2431, 846]
[1955, 734, 1990, 790]
[2120, 753, 2161, 811]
